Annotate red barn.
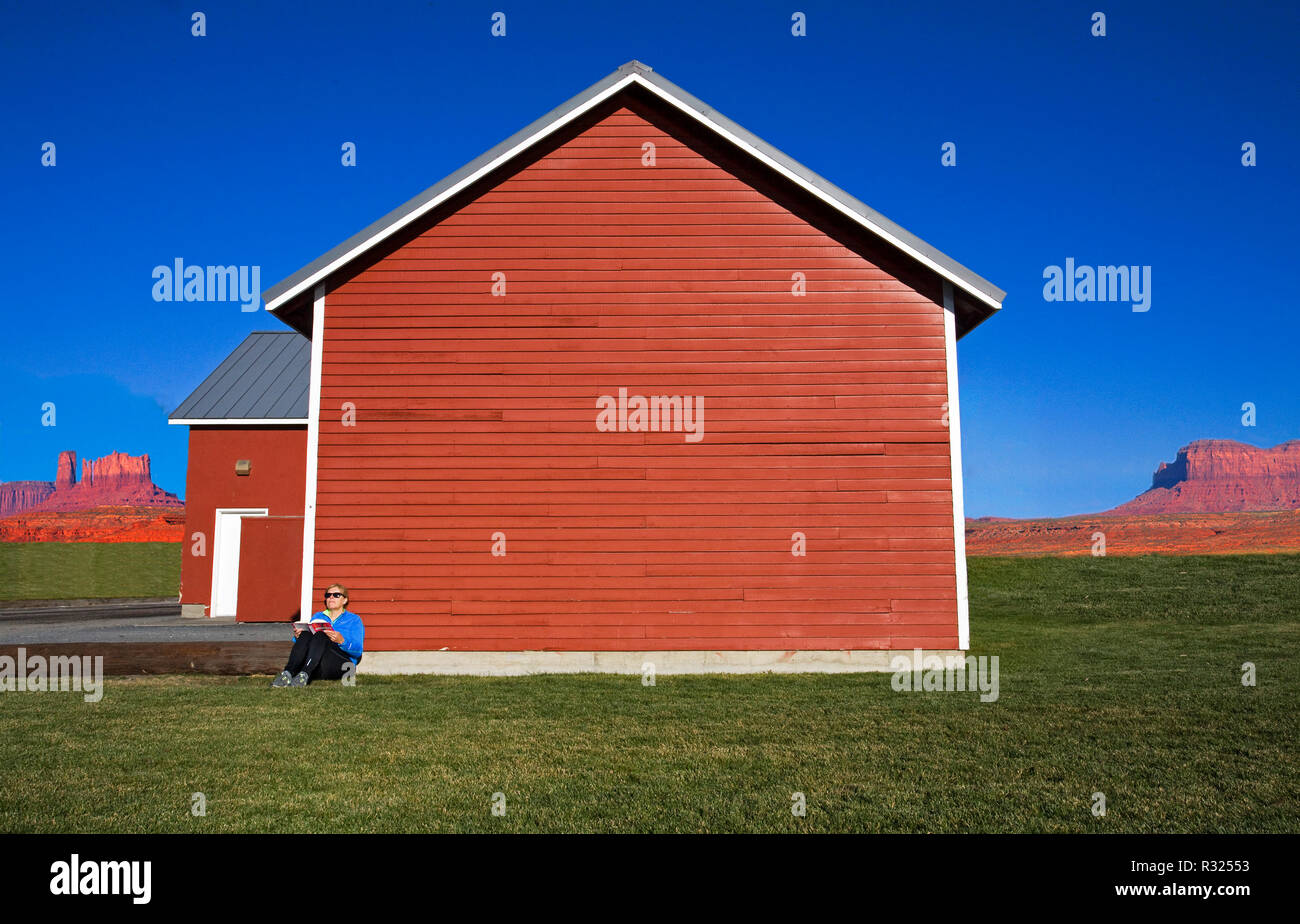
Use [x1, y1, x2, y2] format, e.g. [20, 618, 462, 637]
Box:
[171, 61, 1004, 673]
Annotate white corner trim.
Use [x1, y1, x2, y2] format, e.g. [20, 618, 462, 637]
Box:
[168, 418, 307, 426]
[266, 74, 642, 312]
[299, 283, 326, 621]
[942, 282, 970, 650]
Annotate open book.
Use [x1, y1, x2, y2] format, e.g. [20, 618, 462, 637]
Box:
[292, 615, 334, 634]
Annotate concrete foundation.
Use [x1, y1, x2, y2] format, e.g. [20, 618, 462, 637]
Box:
[181, 604, 208, 619]
[357, 649, 965, 676]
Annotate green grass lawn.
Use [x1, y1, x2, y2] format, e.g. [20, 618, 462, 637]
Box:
[1, 554, 1296, 832]
[0, 542, 181, 600]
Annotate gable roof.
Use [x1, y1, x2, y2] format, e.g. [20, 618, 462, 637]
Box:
[263, 60, 1005, 336]
[168, 331, 309, 424]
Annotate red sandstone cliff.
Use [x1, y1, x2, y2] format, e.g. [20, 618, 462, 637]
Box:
[0, 481, 56, 516]
[965, 438, 1300, 557]
[1105, 439, 1300, 515]
[56, 451, 77, 490]
[81, 451, 154, 491]
[0, 450, 182, 517]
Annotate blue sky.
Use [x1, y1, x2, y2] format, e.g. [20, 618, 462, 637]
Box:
[2, 0, 1296, 516]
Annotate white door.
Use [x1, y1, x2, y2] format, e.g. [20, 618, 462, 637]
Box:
[210, 509, 268, 618]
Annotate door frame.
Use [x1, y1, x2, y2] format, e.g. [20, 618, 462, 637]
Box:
[210, 508, 269, 618]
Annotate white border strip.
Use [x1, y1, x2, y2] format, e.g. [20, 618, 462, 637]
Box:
[266, 72, 1002, 315]
[359, 648, 966, 676]
[168, 418, 307, 426]
[942, 282, 970, 650]
[298, 283, 326, 621]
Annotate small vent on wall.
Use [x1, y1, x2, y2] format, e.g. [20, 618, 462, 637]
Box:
[235, 460, 251, 476]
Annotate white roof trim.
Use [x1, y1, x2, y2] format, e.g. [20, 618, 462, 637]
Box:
[629, 75, 1002, 312]
[265, 73, 641, 312]
[169, 418, 307, 426]
[263, 63, 1005, 322]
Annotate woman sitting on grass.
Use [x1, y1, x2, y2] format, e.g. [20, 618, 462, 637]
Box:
[271, 583, 365, 687]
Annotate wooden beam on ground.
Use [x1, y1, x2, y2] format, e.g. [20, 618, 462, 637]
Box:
[0, 642, 285, 675]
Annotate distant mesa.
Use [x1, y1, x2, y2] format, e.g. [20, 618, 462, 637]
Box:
[966, 438, 1300, 557]
[0, 450, 183, 517]
[0, 481, 56, 515]
[1104, 439, 1300, 515]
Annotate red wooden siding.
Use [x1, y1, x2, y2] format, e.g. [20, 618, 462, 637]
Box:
[236, 516, 303, 622]
[313, 103, 958, 651]
[180, 426, 307, 612]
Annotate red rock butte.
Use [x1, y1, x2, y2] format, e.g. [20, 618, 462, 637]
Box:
[0, 450, 183, 516]
[967, 438, 1300, 557]
[1105, 439, 1300, 515]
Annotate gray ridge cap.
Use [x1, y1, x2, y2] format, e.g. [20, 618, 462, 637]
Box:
[262, 60, 1004, 309]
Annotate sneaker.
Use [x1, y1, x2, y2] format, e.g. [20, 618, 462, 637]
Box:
[270, 670, 292, 688]
[289, 671, 310, 688]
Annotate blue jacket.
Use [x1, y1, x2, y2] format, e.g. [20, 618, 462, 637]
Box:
[302, 609, 365, 664]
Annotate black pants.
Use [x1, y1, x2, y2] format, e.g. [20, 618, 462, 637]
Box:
[283, 631, 354, 681]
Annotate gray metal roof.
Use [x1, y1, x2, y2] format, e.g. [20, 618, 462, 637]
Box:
[169, 332, 309, 422]
[262, 61, 1005, 332]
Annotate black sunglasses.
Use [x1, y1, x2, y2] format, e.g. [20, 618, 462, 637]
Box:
[324, 591, 345, 598]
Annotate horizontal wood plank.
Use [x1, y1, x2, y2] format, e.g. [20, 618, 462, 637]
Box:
[313, 105, 958, 651]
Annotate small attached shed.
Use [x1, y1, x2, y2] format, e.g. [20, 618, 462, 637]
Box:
[173, 61, 1004, 672]
[169, 331, 309, 621]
